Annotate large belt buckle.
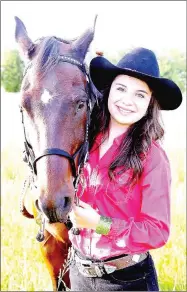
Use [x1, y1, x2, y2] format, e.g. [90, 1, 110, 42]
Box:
[80, 266, 97, 277]
[78, 259, 97, 277]
[103, 264, 117, 274]
[76, 256, 117, 278]
[92, 262, 116, 277]
[93, 263, 105, 277]
[78, 261, 104, 278]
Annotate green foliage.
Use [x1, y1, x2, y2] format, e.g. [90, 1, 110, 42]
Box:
[158, 49, 186, 94]
[1, 49, 24, 92]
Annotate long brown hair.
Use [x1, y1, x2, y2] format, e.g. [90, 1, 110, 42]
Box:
[89, 86, 165, 184]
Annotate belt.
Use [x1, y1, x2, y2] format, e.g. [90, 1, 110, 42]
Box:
[73, 250, 148, 278]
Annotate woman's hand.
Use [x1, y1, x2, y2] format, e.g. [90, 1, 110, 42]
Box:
[69, 200, 100, 230]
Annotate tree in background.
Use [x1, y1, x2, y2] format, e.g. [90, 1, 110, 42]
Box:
[1, 49, 24, 92]
[158, 49, 186, 94]
[1, 48, 186, 94]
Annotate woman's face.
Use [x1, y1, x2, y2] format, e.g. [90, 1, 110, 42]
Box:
[108, 75, 152, 127]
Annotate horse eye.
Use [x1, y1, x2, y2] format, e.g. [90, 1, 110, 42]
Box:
[22, 95, 32, 112]
[77, 101, 85, 110]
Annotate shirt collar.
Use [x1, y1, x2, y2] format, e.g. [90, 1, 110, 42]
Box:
[95, 131, 127, 147]
[95, 132, 103, 145]
[113, 131, 127, 146]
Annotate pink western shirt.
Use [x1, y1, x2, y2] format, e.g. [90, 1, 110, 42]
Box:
[69, 132, 171, 260]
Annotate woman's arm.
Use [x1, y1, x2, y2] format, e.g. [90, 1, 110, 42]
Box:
[70, 145, 171, 253]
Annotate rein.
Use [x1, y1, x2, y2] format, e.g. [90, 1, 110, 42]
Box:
[20, 55, 96, 239]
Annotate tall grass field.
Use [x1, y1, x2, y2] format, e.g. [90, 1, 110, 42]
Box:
[1, 91, 186, 291]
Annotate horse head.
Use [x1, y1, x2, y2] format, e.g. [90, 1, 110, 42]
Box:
[15, 16, 97, 224]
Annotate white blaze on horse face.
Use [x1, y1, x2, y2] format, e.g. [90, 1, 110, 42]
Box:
[41, 90, 53, 104]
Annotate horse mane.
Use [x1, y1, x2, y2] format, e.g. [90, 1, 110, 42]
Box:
[53, 36, 77, 44]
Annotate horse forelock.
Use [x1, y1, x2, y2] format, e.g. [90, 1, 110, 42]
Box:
[32, 36, 73, 80]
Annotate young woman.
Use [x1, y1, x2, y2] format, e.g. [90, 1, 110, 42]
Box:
[69, 47, 182, 291]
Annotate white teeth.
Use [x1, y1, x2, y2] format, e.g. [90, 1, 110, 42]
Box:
[118, 107, 132, 114]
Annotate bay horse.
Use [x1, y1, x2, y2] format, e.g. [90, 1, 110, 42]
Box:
[15, 16, 98, 291]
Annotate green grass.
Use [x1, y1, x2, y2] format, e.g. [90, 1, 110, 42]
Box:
[1, 145, 186, 291]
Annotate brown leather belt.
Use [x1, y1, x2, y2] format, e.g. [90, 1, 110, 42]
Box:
[73, 251, 148, 278]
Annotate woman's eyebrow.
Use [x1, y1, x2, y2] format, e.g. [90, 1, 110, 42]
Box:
[136, 89, 149, 95]
[115, 83, 127, 88]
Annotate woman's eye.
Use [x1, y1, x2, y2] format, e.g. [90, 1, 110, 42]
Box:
[116, 87, 125, 92]
[136, 93, 145, 98]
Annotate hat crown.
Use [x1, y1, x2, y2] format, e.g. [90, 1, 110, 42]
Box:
[117, 48, 160, 78]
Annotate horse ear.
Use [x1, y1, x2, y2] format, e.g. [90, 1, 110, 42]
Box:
[72, 15, 97, 62]
[14, 16, 35, 61]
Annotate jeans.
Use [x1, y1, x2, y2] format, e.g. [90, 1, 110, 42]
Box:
[69, 252, 159, 291]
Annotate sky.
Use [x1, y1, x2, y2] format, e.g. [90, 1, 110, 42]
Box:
[1, 1, 186, 58]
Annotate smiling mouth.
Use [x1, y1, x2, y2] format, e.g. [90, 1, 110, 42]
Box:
[116, 106, 134, 115]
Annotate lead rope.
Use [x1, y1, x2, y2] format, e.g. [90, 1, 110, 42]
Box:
[19, 175, 34, 218]
[57, 247, 75, 291]
[20, 174, 46, 241]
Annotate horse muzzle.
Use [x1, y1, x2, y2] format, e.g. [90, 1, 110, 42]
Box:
[36, 195, 73, 223]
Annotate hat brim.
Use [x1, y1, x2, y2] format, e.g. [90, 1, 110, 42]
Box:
[90, 56, 182, 110]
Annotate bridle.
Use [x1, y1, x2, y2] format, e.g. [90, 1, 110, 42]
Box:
[20, 55, 97, 238]
[21, 55, 95, 179]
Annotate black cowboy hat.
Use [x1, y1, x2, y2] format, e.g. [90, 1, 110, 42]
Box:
[89, 47, 182, 110]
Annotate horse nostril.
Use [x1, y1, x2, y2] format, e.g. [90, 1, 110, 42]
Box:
[62, 197, 72, 209]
